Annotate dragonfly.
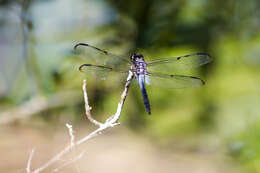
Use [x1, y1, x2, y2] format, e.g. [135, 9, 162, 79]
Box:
[74, 43, 212, 115]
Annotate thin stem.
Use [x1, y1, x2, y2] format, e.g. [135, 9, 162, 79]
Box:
[66, 123, 75, 148]
[26, 148, 35, 173]
[83, 80, 102, 126]
[29, 71, 133, 173]
[109, 71, 134, 123]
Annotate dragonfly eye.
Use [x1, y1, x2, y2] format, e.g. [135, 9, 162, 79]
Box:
[138, 54, 144, 58]
[131, 53, 144, 61]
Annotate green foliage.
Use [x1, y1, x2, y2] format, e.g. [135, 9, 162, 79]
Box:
[0, 0, 260, 172]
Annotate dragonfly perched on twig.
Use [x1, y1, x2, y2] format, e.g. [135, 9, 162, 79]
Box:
[74, 43, 212, 115]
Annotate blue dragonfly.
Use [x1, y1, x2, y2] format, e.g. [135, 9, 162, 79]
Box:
[74, 43, 212, 115]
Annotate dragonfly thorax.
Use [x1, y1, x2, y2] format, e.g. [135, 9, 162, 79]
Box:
[131, 54, 147, 76]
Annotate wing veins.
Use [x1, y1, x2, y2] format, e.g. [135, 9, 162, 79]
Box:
[147, 52, 212, 67]
[146, 72, 205, 88]
[74, 43, 131, 64]
[79, 64, 129, 73]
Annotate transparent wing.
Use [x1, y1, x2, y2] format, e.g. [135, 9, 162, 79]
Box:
[79, 64, 129, 81]
[74, 43, 131, 69]
[147, 53, 212, 73]
[145, 72, 205, 89]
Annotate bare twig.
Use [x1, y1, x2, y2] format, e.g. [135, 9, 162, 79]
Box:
[107, 71, 134, 124]
[51, 152, 85, 173]
[26, 148, 35, 173]
[82, 80, 102, 126]
[66, 123, 75, 148]
[27, 71, 134, 173]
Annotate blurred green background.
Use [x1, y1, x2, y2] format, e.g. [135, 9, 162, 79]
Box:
[0, 0, 260, 172]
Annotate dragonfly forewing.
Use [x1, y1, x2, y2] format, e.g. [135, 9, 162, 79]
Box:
[147, 53, 212, 73]
[74, 43, 131, 70]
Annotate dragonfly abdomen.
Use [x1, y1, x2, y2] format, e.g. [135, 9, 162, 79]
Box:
[138, 75, 151, 115]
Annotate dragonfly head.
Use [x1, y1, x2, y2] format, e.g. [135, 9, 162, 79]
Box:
[131, 53, 144, 62]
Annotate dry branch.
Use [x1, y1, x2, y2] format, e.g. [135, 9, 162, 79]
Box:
[66, 123, 75, 148]
[26, 71, 134, 173]
[26, 148, 35, 173]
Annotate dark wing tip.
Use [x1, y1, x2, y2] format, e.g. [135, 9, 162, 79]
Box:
[190, 76, 206, 85]
[175, 52, 212, 63]
[201, 79, 206, 85]
[74, 43, 89, 51]
[79, 64, 91, 72]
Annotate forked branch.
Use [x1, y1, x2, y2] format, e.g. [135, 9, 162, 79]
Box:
[26, 71, 134, 173]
